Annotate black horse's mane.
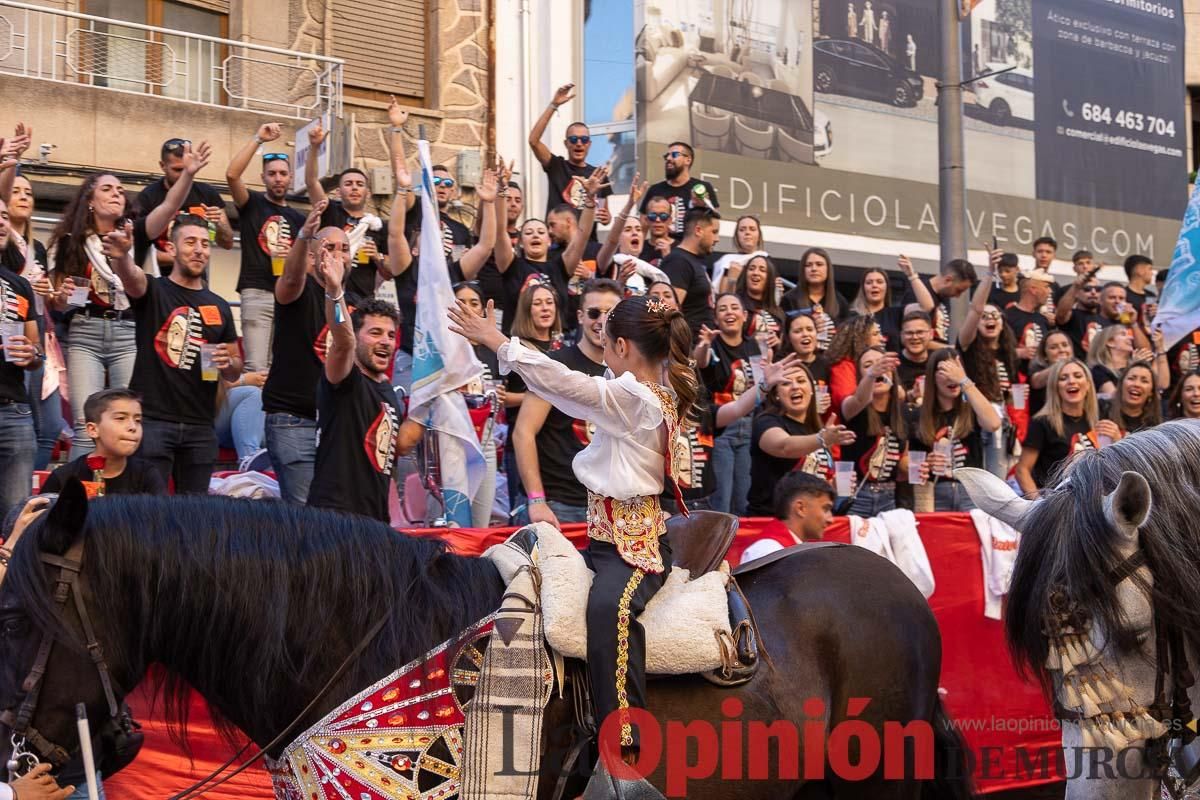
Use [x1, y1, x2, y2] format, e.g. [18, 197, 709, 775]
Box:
[6, 493, 504, 746]
[1004, 420, 1200, 693]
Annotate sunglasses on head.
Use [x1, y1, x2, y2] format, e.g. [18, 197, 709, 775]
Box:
[262, 153, 290, 163]
[162, 138, 191, 155]
[663, 150, 687, 160]
[433, 176, 456, 188]
[566, 135, 591, 145]
[645, 211, 671, 222]
[453, 280, 481, 291]
[584, 307, 609, 320]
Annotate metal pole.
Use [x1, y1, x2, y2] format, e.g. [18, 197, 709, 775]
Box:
[938, 0, 968, 339]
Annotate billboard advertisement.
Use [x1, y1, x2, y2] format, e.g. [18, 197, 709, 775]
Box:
[635, 0, 1186, 262]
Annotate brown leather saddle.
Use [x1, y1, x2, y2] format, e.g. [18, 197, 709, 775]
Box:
[664, 511, 759, 687]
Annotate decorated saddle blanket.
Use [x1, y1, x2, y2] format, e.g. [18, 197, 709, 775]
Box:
[484, 522, 733, 675]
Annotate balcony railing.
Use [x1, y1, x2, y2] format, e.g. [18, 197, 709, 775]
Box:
[0, 0, 343, 120]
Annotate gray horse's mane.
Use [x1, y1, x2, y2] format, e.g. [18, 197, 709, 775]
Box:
[1004, 419, 1200, 691]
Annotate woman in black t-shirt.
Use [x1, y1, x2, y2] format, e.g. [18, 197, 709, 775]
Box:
[779, 312, 832, 406]
[780, 247, 849, 351]
[1027, 330, 1074, 417]
[1101, 360, 1161, 435]
[908, 350, 1002, 511]
[1086, 324, 1137, 397]
[735, 255, 784, 344]
[695, 293, 758, 515]
[958, 269, 1021, 478]
[747, 363, 855, 516]
[1017, 358, 1118, 492]
[840, 346, 908, 516]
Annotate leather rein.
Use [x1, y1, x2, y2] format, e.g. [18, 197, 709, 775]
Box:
[2, 541, 121, 770]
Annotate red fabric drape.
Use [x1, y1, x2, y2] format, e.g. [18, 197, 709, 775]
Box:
[107, 514, 1061, 797]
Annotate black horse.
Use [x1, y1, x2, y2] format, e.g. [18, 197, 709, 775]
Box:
[0, 482, 973, 798]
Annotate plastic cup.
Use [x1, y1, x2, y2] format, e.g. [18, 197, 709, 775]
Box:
[834, 461, 855, 497]
[908, 450, 928, 485]
[1097, 434, 1113, 448]
[0, 322, 23, 363]
[356, 247, 371, 265]
[67, 286, 90, 307]
[748, 354, 765, 385]
[493, 308, 504, 331]
[933, 440, 954, 477]
[271, 255, 286, 277]
[1010, 383, 1028, 410]
[199, 343, 220, 382]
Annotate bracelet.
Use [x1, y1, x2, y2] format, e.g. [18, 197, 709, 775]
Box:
[958, 378, 975, 391]
[907, 273, 919, 281]
[527, 491, 546, 500]
[816, 430, 828, 448]
[498, 191, 509, 198]
[254, 135, 264, 144]
[395, 187, 411, 195]
[389, 126, 405, 134]
[615, 212, 628, 221]
[326, 292, 345, 303]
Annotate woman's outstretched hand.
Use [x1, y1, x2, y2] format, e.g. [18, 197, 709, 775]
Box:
[447, 298, 508, 352]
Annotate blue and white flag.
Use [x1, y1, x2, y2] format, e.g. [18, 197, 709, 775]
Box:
[410, 139, 485, 526]
[1155, 182, 1200, 352]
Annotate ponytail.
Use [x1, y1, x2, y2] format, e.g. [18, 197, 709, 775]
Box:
[665, 312, 698, 425]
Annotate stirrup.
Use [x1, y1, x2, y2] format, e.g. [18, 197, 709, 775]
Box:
[702, 577, 759, 688]
[582, 757, 667, 800]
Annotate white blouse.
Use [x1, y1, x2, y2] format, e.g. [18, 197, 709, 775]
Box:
[498, 337, 669, 501]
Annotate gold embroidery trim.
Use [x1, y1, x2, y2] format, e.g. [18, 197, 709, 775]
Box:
[587, 493, 666, 573]
[615, 569, 645, 747]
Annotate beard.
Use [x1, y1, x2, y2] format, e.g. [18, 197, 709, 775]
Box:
[356, 342, 391, 377]
[665, 162, 683, 180]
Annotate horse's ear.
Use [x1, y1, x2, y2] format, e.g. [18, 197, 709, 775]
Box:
[42, 478, 89, 555]
[957, 467, 1035, 529]
[1103, 471, 1152, 541]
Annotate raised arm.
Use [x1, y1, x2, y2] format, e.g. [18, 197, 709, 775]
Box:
[305, 120, 329, 205]
[276, 199, 326, 305]
[384, 131, 414, 278]
[318, 244, 355, 385]
[597, 174, 645, 272]
[940, 357, 1002, 432]
[145, 141, 213, 241]
[0, 123, 31, 203]
[898, 255, 935, 313]
[841, 352, 899, 420]
[458, 169, 498, 280]
[102, 221, 147, 299]
[512, 394, 560, 528]
[560, 166, 606, 280]
[494, 157, 517, 272]
[528, 84, 574, 168]
[226, 123, 281, 208]
[958, 253, 997, 350]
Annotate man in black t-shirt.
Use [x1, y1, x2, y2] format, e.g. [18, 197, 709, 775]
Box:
[897, 311, 933, 401]
[308, 278, 404, 522]
[527, 83, 613, 228]
[134, 137, 234, 272]
[900, 258, 975, 344]
[112, 216, 242, 493]
[42, 389, 164, 496]
[1054, 273, 1110, 359]
[514, 280, 619, 527]
[988, 252, 1021, 309]
[0, 202, 41, 518]
[639, 142, 720, 239]
[659, 206, 719, 336]
[305, 120, 391, 273]
[402, 165, 474, 260]
[1004, 270, 1055, 361]
[639, 196, 676, 265]
[261, 201, 352, 504]
[1123, 254, 1156, 324]
[226, 122, 307, 373]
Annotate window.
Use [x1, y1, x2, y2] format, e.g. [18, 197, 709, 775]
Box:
[583, 1, 634, 176]
[80, 1, 227, 101]
[333, 0, 426, 101]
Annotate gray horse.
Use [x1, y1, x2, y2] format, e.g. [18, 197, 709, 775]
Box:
[959, 419, 1200, 800]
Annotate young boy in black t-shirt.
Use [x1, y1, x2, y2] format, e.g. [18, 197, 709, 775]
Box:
[42, 389, 165, 496]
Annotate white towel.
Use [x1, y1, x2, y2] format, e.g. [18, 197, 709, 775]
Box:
[711, 250, 769, 295]
[847, 509, 934, 598]
[83, 234, 130, 311]
[346, 213, 383, 260]
[969, 509, 1020, 620]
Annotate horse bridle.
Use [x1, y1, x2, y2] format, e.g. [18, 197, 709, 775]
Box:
[1, 540, 121, 773]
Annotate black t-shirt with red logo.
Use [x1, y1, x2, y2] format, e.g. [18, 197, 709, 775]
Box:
[842, 406, 904, 484]
[1023, 412, 1098, 488]
[262, 276, 326, 419]
[906, 408, 984, 476]
[534, 344, 607, 507]
[128, 276, 238, 424]
[132, 178, 225, 268]
[234, 190, 307, 292]
[319, 200, 390, 257]
[901, 277, 951, 344]
[1060, 309, 1112, 360]
[543, 155, 613, 221]
[0, 268, 35, 404]
[701, 337, 757, 408]
[748, 412, 833, 516]
[1004, 306, 1052, 354]
[668, 396, 717, 505]
[309, 366, 402, 522]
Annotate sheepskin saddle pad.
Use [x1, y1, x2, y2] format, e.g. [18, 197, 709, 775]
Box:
[483, 522, 733, 675]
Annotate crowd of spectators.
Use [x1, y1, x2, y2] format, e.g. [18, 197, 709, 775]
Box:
[0, 84, 1193, 543]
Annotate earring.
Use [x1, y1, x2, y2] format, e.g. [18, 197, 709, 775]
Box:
[88, 205, 94, 212]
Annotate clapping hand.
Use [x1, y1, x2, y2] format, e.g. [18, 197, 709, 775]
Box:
[582, 165, 611, 200]
[696, 324, 719, 347]
[820, 421, 856, 448]
[447, 298, 507, 351]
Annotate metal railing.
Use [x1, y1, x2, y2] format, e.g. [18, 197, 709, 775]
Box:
[0, 0, 343, 120]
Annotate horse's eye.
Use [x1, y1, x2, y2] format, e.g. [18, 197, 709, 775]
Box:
[0, 617, 27, 638]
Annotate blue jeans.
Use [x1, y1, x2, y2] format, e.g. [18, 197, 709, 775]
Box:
[547, 499, 588, 524]
[847, 482, 897, 517]
[65, 773, 105, 799]
[710, 415, 752, 515]
[139, 418, 217, 494]
[66, 315, 136, 454]
[0, 402, 35, 519]
[933, 479, 977, 512]
[26, 364, 65, 470]
[264, 413, 316, 503]
[215, 386, 264, 460]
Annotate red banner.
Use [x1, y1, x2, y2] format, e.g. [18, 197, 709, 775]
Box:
[108, 514, 1062, 797]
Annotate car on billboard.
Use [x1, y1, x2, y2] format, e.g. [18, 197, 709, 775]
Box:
[813, 38, 924, 108]
[814, 109, 833, 158]
[972, 63, 1034, 126]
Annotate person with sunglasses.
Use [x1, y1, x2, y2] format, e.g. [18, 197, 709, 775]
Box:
[528, 83, 612, 228]
[638, 196, 676, 265]
[639, 142, 720, 239]
[226, 122, 307, 372]
[133, 136, 233, 273]
[401, 164, 474, 262]
[1054, 269, 1110, 359]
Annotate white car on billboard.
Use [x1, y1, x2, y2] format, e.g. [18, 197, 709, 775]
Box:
[973, 62, 1034, 127]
